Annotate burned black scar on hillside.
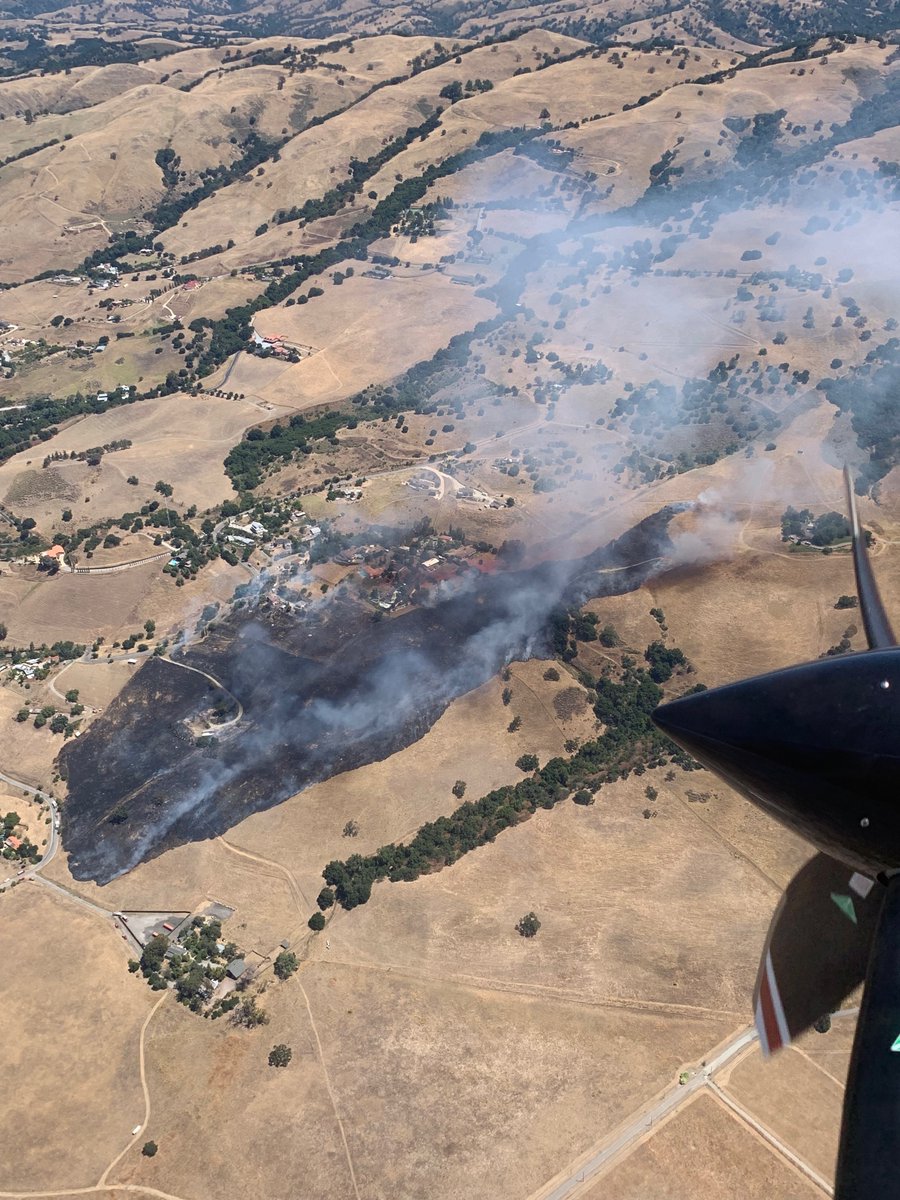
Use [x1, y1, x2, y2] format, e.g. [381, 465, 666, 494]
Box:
[58, 508, 677, 884]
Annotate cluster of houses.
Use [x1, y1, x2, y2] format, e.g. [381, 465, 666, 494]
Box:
[88, 264, 120, 292]
[312, 536, 500, 613]
[0, 654, 55, 682]
[223, 519, 268, 548]
[407, 472, 439, 497]
[116, 902, 257, 1006]
[406, 470, 501, 509]
[251, 329, 291, 357]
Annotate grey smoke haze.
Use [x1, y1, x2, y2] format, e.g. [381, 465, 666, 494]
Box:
[63, 511, 674, 881]
[64, 75, 900, 879]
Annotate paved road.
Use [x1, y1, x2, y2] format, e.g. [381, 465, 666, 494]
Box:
[535, 1010, 858, 1200]
[537, 1027, 759, 1200]
[0, 768, 121, 928]
[34, 873, 113, 920]
[219, 350, 242, 387]
[0, 769, 59, 889]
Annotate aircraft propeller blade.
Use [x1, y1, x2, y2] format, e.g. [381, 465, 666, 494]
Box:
[835, 872, 900, 1198]
[753, 853, 883, 1056]
[844, 466, 895, 649]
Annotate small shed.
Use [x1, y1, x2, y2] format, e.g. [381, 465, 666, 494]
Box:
[226, 957, 246, 980]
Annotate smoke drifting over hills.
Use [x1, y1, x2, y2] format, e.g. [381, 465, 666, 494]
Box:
[62, 509, 677, 882]
[57, 42, 900, 883]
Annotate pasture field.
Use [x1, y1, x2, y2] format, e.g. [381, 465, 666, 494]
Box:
[588, 1093, 826, 1200]
[0, 391, 263, 528]
[0, 552, 241, 647]
[722, 1045, 843, 1181]
[0, 883, 155, 1192]
[245, 268, 496, 410]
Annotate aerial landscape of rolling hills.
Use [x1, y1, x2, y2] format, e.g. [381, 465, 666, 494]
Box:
[3, 1, 900, 1197]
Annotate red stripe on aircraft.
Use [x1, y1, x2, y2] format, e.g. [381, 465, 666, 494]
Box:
[758, 960, 783, 1054]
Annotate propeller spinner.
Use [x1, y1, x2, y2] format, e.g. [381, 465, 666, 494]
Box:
[651, 469, 900, 1200]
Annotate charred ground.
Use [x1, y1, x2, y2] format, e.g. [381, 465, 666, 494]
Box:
[59, 507, 677, 882]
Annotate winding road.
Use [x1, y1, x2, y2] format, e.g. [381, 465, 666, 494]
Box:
[0, 769, 59, 889]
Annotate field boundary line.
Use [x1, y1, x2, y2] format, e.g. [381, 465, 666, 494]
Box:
[320, 955, 741, 1018]
[0, 1188, 191, 1200]
[298, 977, 361, 1200]
[708, 1082, 833, 1195]
[789, 1043, 847, 1091]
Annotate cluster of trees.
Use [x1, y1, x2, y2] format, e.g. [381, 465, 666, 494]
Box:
[824, 623, 858, 657]
[148, 131, 280, 233]
[546, 606, 600, 660]
[225, 408, 359, 491]
[0, 381, 154, 472]
[269, 1043, 292, 1068]
[348, 125, 541, 244]
[274, 951, 298, 979]
[322, 648, 698, 910]
[0, 31, 175, 78]
[644, 640, 687, 683]
[274, 108, 444, 226]
[781, 506, 851, 546]
[0, 134, 67, 169]
[515, 138, 575, 172]
[439, 78, 493, 102]
[155, 146, 181, 189]
[43, 438, 131, 469]
[516, 912, 541, 938]
[819, 337, 900, 492]
[131, 917, 241, 1013]
[180, 242, 233, 265]
[0, 639, 83, 671]
[17, 700, 82, 736]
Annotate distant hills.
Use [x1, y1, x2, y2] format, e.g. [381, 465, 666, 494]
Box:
[4, 0, 900, 48]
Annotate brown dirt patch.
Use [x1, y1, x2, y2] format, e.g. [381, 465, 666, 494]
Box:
[721, 1045, 843, 1181]
[0, 882, 155, 1191]
[108, 973, 353, 1200]
[554, 684, 589, 720]
[591, 1092, 824, 1200]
